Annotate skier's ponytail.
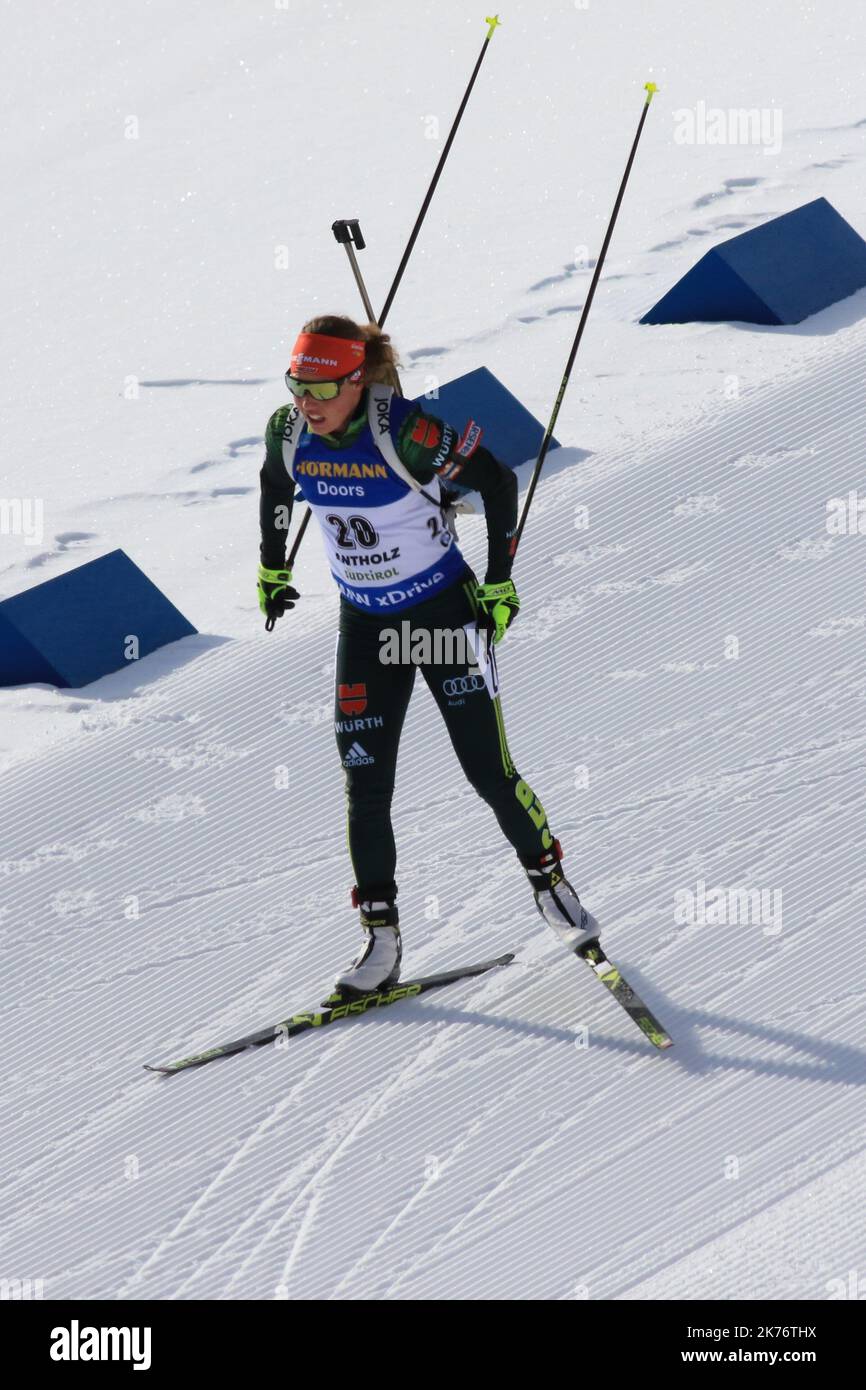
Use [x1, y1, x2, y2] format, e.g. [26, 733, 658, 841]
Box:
[301, 314, 400, 386]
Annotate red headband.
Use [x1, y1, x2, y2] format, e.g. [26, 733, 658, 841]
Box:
[290, 332, 366, 380]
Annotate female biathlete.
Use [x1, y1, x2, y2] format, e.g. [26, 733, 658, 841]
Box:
[258, 315, 599, 996]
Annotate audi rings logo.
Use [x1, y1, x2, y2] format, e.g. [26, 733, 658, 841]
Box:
[442, 674, 485, 697]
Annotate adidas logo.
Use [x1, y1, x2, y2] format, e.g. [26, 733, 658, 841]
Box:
[343, 741, 375, 767]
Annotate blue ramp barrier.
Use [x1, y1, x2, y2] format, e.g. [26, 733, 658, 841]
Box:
[641, 198, 866, 326]
[413, 366, 559, 468]
[0, 549, 197, 688]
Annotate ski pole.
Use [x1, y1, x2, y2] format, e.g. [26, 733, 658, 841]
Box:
[285, 506, 310, 570]
[331, 14, 503, 339]
[379, 14, 502, 327]
[512, 81, 659, 557]
[331, 220, 377, 322]
[333, 16, 501, 338]
[264, 507, 310, 629]
[332, 220, 403, 392]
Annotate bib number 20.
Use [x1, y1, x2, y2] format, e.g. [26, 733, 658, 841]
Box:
[326, 514, 380, 549]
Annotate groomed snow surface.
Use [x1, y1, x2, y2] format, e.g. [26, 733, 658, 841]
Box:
[2, 0, 865, 1300]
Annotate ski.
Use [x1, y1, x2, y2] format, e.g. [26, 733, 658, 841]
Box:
[575, 941, 673, 1049]
[144, 952, 515, 1074]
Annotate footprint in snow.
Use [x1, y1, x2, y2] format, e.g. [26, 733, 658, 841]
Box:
[807, 617, 866, 638]
[22, 532, 98, 570]
[55, 531, 97, 547]
[189, 438, 262, 474]
[526, 260, 596, 294]
[692, 176, 765, 211]
[672, 494, 723, 517]
[405, 346, 449, 361]
[131, 793, 207, 824]
[140, 378, 270, 388]
[731, 445, 815, 470]
[778, 537, 835, 561]
[553, 543, 630, 568]
[51, 888, 101, 919]
[226, 436, 263, 457]
[133, 741, 249, 771]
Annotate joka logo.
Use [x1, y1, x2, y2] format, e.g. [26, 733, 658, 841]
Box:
[411, 418, 441, 450]
[343, 742, 375, 767]
[375, 397, 390, 435]
[49, 1320, 151, 1370]
[442, 674, 485, 697]
[339, 682, 367, 715]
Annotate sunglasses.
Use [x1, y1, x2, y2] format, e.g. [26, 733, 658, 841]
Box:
[285, 366, 362, 400]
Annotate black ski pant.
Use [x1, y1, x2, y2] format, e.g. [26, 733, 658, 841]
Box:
[334, 575, 556, 901]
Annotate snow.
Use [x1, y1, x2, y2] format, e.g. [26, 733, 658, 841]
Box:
[2, 0, 865, 1300]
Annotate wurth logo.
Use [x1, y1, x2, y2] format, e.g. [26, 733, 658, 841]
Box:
[411, 418, 441, 449]
[338, 682, 367, 715]
[343, 742, 375, 767]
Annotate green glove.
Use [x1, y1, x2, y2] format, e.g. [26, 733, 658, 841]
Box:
[257, 564, 299, 628]
[474, 579, 520, 645]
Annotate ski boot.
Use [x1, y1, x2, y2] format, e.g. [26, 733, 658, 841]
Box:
[521, 840, 600, 952]
[327, 886, 402, 1002]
